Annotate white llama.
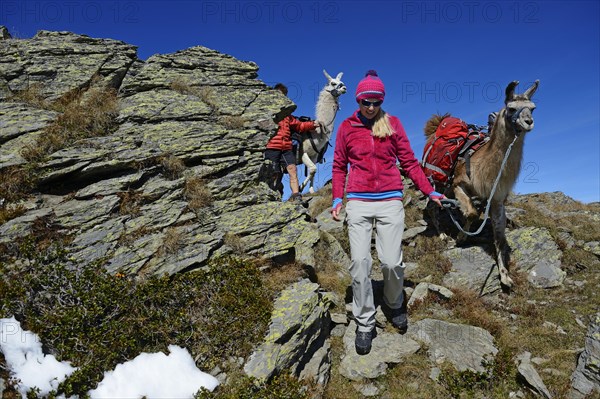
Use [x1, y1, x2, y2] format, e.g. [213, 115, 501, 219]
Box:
[299, 70, 346, 194]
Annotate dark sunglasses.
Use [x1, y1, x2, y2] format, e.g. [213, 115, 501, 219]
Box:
[361, 99, 383, 107]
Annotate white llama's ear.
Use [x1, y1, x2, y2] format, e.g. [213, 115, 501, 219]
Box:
[524, 80, 539, 99]
[505, 81, 519, 104]
[335, 72, 343, 81]
[323, 70, 333, 82]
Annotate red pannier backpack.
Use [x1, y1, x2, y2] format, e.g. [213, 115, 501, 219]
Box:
[421, 116, 469, 184]
[422, 116, 490, 185]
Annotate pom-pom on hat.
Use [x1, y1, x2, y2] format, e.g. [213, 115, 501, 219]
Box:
[355, 70, 385, 102]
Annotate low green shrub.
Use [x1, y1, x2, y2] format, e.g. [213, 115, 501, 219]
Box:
[196, 373, 309, 399]
[0, 236, 273, 397]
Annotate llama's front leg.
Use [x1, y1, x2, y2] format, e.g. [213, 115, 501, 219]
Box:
[454, 186, 479, 244]
[300, 153, 317, 193]
[426, 200, 442, 236]
[490, 201, 513, 287]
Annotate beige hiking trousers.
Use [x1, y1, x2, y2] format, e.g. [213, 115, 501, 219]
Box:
[346, 200, 406, 332]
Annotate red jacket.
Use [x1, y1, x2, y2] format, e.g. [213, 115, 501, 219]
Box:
[266, 115, 317, 151]
[332, 112, 434, 200]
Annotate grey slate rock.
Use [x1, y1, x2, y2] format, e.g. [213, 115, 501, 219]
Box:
[244, 279, 332, 385]
[407, 318, 498, 373]
[339, 321, 420, 381]
[569, 313, 600, 398]
[443, 246, 501, 296]
[517, 352, 553, 399]
[507, 227, 566, 288]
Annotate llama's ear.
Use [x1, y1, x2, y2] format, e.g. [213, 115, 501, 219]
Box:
[505, 81, 519, 103]
[335, 72, 344, 81]
[323, 70, 333, 82]
[524, 80, 539, 99]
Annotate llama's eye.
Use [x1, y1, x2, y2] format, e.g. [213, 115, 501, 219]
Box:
[507, 107, 516, 113]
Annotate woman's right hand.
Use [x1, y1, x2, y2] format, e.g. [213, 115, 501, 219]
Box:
[331, 203, 343, 221]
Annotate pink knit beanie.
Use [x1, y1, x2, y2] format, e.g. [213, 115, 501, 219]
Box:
[355, 70, 385, 102]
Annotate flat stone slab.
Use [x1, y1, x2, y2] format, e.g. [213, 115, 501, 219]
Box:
[407, 318, 498, 373]
[339, 321, 420, 381]
[443, 246, 501, 296]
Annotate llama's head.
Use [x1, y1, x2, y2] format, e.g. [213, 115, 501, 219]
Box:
[503, 80, 539, 134]
[323, 70, 347, 98]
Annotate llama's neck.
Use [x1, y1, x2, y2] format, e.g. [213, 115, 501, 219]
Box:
[486, 109, 526, 193]
[315, 89, 339, 135]
[490, 110, 525, 154]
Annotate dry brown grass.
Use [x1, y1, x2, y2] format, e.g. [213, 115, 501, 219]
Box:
[184, 176, 213, 212]
[403, 235, 452, 284]
[20, 86, 119, 162]
[159, 227, 183, 256]
[159, 153, 186, 180]
[223, 232, 246, 255]
[198, 86, 218, 110]
[218, 115, 246, 130]
[0, 166, 36, 203]
[8, 83, 48, 108]
[118, 226, 151, 246]
[445, 287, 505, 337]
[170, 77, 194, 95]
[512, 199, 600, 243]
[0, 203, 27, 225]
[313, 232, 351, 299]
[261, 261, 307, 295]
[305, 185, 333, 218]
[117, 190, 145, 216]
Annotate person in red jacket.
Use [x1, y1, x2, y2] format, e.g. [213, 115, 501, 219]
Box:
[331, 70, 444, 355]
[265, 83, 320, 201]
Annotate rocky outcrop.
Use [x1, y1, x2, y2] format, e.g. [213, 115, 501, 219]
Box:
[569, 313, 600, 398]
[0, 30, 137, 102]
[0, 29, 320, 276]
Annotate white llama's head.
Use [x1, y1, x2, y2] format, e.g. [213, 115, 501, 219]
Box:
[323, 70, 346, 97]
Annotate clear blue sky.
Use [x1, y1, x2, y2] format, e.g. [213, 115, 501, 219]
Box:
[2, 0, 599, 203]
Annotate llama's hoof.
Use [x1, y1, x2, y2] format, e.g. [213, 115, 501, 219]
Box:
[309, 188, 315, 194]
[499, 271, 514, 288]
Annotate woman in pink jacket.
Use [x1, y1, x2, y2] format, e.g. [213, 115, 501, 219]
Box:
[331, 70, 444, 355]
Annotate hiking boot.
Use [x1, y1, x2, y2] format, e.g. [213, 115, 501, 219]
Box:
[382, 303, 408, 334]
[289, 193, 303, 203]
[355, 329, 374, 355]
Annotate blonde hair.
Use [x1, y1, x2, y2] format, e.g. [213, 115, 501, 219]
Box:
[371, 109, 395, 138]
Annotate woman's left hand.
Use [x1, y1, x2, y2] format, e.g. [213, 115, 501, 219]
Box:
[429, 191, 445, 207]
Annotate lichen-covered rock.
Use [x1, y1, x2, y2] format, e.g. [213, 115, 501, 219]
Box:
[507, 227, 565, 288]
[583, 241, 600, 257]
[407, 318, 498, 373]
[244, 279, 333, 385]
[0, 30, 137, 100]
[569, 313, 600, 398]
[0, 30, 323, 277]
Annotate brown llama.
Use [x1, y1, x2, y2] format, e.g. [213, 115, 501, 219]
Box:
[424, 80, 539, 288]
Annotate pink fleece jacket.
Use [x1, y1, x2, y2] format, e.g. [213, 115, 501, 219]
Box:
[332, 112, 434, 201]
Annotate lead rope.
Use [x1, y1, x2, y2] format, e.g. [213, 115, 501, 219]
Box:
[445, 134, 519, 236]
